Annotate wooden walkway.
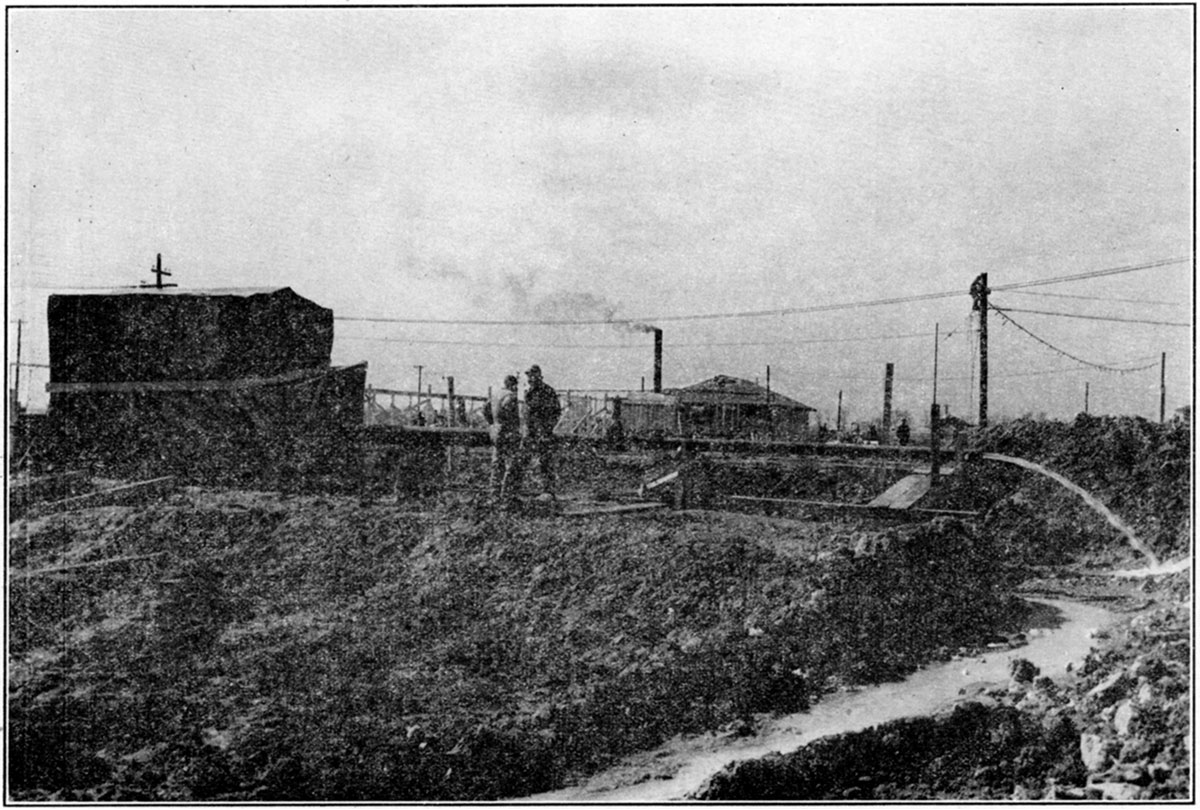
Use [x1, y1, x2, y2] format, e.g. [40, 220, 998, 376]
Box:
[866, 465, 956, 510]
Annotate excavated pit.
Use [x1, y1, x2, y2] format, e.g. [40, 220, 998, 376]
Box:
[6, 414, 1191, 801]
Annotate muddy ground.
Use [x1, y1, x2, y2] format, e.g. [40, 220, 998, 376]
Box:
[6, 415, 1191, 801]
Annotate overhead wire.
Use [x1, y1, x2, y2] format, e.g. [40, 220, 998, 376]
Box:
[989, 305, 1190, 328]
[335, 330, 936, 349]
[988, 304, 1161, 373]
[1001, 289, 1187, 307]
[332, 255, 1191, 327]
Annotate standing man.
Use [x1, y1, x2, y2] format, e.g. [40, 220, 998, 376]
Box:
[484, 374, 523, 507]
[896, 418, 911, 446]
[524, 364, 562, 498]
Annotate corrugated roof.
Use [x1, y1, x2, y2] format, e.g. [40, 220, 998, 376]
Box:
[666, 375, 815, 410]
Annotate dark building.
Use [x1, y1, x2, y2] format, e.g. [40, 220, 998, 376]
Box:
[44, 287, 365, 485]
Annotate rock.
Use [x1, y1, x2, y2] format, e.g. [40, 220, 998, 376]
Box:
[1135, 681, 1155, 705]
[1112, 700, 1135, 736]
[1080, 733, 1112, 772]
[1087, 671, 1129, 707]
[1119, 737, 1154, 763]
[1114, 764, 1151, 786]
[1016, 690, 1053, 714]
[1010, 657, 1040, 684]
[1159, 675, 1187, 700]
[1087, 781, 1142, 800]
[1130, 656, 1170, 682]
[1010, 784, 1038, 800]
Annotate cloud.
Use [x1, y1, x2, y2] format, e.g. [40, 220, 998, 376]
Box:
[526, 46, 705, 120]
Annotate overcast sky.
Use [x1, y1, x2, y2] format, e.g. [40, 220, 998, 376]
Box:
[7, 6, 1193, 423]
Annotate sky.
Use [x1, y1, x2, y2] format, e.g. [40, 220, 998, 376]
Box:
[7, 6, 1194, 425]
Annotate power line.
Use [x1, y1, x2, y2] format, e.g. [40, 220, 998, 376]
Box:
[1002, 289, 1187, 307]
[335, 330, 936, 349]
[991, 306, 1190, 328]
[989, 305, 1162, 373]
[332, 255, 1190, 327]
[989, 256, 1190, 292]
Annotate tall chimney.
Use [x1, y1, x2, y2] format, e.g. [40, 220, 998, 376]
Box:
[882, 362, 894, 443]
[652, 328, 663, 393]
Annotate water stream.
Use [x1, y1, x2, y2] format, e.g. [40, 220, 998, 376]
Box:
[981, 453, 1159, 568]
[527, 598, 1116, 803]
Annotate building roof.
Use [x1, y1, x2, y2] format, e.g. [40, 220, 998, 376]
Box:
[57, 286, 291, 297]
[665, 375, 815, 410]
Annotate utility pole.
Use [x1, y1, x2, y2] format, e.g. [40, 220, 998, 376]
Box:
[836, 390, 843, 435]
[765, 364, 772, 436]
[13, 318, 22, 412]
[413, 365, 424, 408]
[932, 322, 939, 407]
[971, 273, 989, 427]
[141, 253, 177, 289]
[1084, 382, 1090, 415]
[1160, 352, 1167, 422]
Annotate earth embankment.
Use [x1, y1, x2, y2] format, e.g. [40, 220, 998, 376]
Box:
[12, 491, 1019, 801]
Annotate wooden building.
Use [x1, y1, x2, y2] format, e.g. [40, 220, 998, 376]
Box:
[613, 375, 815, 440]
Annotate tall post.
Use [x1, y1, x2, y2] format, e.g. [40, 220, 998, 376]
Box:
[836, 390, 843, 434]
[971, 273, 989, 428]
[1159, 352, 1166, 422]
[930, 401, 941, 486]
[1084, 382, 1090, 414]
[414, 365, 424, 404]
[765, 364, 773, 436]
[652, 328, 663, 393]
[446, 376, 456, 426]
[882, 362, 894, 443]
[13, 318, 22, 411]
[932, 323, 939, 406]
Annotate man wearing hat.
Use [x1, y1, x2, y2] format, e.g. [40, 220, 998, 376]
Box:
[484, 374, 523, 507]
[524, 364, 562, 497]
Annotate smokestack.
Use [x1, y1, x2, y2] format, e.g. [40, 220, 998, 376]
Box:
[882, 363, 894, 443]
[653, 328, 663, 393]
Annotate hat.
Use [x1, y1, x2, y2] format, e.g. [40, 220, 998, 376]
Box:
[526, 364, 542, 376]
[504, 374, 518, 387]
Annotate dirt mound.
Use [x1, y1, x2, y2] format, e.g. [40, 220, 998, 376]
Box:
[975, 415, 1190, 562]
[694, 579, 1191, 801]
[9, 493, 1021, 801]
[694, 701, 1085, 800]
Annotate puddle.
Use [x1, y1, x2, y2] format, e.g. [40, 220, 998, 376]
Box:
[525, 598, 1116, 803]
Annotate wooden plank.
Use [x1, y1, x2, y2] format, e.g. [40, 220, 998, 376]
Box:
[365, 387, 489, 402]
[20, 477, 176, 520]
[560, 502, 666, 517]
[727, 494, 978, 518]
[641, 470, 679, 492]
[866, 474, 931, 509]
[730, 495, 876, 509]
[17, 552, 166, 578]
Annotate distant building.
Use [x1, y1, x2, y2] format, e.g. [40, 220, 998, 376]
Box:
[614, 374, 816, 440]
